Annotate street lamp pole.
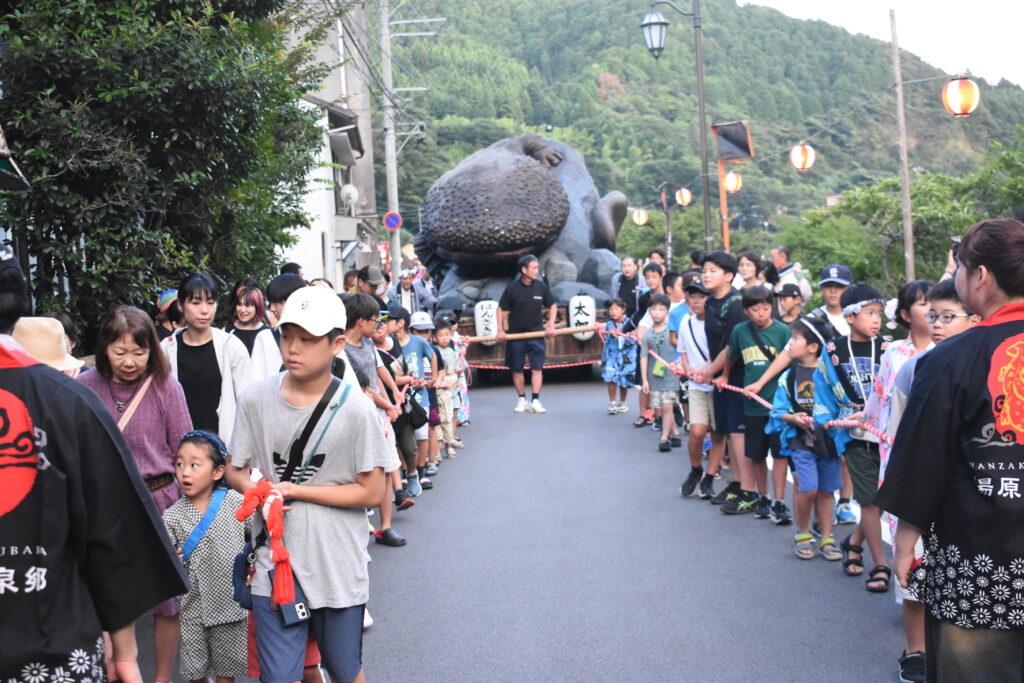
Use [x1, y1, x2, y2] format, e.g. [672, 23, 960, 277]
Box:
[642, 0, 714, 253]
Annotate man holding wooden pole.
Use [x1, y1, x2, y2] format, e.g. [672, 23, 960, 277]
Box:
[496, 254, 557, 413]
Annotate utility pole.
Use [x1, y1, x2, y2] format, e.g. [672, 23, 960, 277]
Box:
[377, 5, 444, 284]
[890, 9, 915, 281]
[659, 185, 672, 263]
[379, 0, 401, 284]
[691, 1, 714, 254]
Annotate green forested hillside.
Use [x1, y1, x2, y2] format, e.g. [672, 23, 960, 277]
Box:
[382, 0, 1024, 232]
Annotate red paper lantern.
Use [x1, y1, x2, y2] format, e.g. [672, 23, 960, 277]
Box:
[789, 143, 816, 172]
[942, 77, 980, 118]
[675, 188, 692, 206]
[724, 171, 742, 194]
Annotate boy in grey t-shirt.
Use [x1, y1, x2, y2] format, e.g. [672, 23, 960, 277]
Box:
[227, 285, 395, 683]
[641, 294, 681, 452]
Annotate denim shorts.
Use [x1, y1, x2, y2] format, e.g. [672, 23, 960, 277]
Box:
[790, 449, 842, 493]
[505, 338, 545, 372]
[252, 595, 365, 683]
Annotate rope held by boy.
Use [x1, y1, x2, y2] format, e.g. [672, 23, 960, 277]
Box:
[644, 348, 897, 446]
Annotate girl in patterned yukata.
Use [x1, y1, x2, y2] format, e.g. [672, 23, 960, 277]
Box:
[865, 279, 934, 490]
[433, 318, 464, 457]
[601, 298, 637, 414]
[163, 431, 249, 683]
[453, 324, 471, 426]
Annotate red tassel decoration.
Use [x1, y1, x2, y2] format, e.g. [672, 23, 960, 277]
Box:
[234, 479, 297, 605]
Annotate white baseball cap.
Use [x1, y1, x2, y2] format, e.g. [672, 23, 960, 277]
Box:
[278, 286, 346, 336]
[409, 311, 435, 330]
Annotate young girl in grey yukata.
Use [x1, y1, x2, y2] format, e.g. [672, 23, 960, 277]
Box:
[163, 431, 250, 683]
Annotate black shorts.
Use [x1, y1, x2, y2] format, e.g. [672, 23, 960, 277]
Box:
[712, 388, 745, 434]
[744, 414, 783, 462]
[505, 338, 545, 373]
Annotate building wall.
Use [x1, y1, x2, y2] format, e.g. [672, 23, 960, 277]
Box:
[280, 7, 379, 286]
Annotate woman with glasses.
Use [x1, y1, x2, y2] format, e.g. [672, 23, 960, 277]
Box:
[877, 218, 1024, 680]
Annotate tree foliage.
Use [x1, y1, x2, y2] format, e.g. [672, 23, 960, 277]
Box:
[0, 0, 335, 342]
[386, 0, 1024, 220]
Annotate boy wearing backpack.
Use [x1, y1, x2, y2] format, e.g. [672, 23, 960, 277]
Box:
[715, 286, 792, 521]
[227, 286, 395, 683]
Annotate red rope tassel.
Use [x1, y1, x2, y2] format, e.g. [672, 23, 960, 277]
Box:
[235, 480, 296, 604]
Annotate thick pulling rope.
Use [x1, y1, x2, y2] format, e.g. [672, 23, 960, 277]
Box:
[465, 325, 598, 344]
[469, 359, 601, 370]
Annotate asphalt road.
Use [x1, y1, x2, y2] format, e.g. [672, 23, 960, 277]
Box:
[140, 374, 904, 682]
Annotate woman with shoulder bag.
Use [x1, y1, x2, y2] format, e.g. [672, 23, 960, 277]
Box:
[78, 305, 193, 683]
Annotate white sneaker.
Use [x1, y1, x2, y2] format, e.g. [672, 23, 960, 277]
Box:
[363, 609, 374, 630]
[529, 398, 546, 414]
[514, 397, 528, 413]
[614, 402, 630, 414]
[607, 401, 619, 414]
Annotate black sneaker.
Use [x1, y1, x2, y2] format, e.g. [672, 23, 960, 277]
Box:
[898, 650, 926, 683]
[698, 473, 716, 500]
[653, 417, 662, 432]
[670, 435, 682, 447]
[658, 439, 671, 452]
[753, 495, 771, 519]
[721, 490, 758, 514]
[769, 500, 793, 525]
[681, 468, 703, 498]
[710, 480, 741, 506]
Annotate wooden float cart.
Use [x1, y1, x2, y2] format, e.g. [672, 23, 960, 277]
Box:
[456, 304, 608, 380]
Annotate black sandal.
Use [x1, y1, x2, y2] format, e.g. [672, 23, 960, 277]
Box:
[866, 565, 892, 593]
[633, 416, 652, 428]
[840, 536, 864, 577]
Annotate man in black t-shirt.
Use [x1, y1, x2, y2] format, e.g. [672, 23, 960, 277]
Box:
[497, 254, 556, 413]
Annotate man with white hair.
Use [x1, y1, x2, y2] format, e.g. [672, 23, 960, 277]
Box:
[387, 267, 436, 314]
[770, 246, 812, 316]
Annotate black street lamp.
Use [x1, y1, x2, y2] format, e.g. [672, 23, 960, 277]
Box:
[640, 1, 714, 253]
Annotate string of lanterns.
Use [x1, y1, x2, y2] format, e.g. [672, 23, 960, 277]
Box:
[630, 75, 980, 226]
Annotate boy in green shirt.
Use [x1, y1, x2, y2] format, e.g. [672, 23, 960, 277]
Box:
[715, 286, 792, 521]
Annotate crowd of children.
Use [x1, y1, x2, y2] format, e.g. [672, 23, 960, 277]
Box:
[599, 246, 966, 682]
[5, 238, 974, 683]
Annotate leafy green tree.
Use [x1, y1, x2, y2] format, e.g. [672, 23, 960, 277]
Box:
[781, 172, 976, 295]
[0, 0, 333, 342]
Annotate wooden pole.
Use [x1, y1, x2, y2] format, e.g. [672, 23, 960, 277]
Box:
[466, 325, 596, 345]
[891, 9, 915, 281]
[717, 159, 731, 252]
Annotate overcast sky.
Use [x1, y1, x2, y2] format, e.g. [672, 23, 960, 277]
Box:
[740, 1, 1022, 87]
